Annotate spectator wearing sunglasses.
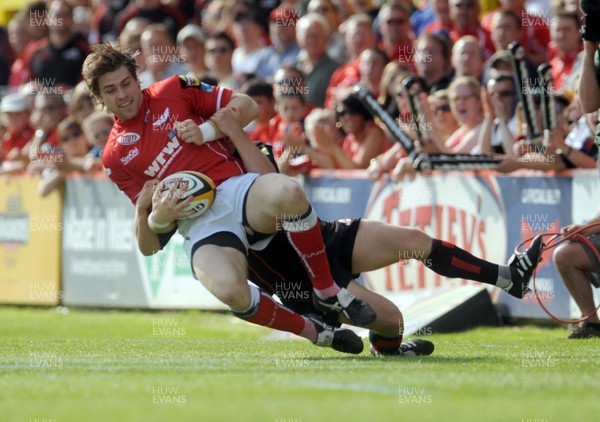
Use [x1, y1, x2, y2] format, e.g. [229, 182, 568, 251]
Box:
[378, 3, 415, 65]
[478, 71, 518, 155]
[204, 32, 236, 89]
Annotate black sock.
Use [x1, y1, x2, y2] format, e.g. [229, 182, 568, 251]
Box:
[369, 331, 402, 355]
[427, 239, 499, 285]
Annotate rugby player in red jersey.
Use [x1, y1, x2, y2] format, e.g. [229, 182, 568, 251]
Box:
[134, 106, 545, 357]
[82, 43, 378, 354]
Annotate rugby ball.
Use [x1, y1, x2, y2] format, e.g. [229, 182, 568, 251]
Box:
[159, 171, 216, 220]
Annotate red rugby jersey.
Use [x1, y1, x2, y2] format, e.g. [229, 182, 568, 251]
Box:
[102, 75, 245, 204]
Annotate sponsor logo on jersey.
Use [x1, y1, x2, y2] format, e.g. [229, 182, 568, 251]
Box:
[200, 82, 213, 92]
[120, 147, 139, 165]
[117, 132, 140, 145]
[152, 107, 170, 126]
[143, 131, 183, 177]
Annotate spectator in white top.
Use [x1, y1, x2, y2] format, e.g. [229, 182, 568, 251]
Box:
[231, 11, 270, 75]
[138, 23, 188, 88]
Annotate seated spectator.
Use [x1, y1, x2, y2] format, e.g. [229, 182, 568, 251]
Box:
[28, 0, 90, 88]
[256, 7, 301, 79]
[323, 93, 387, 169]
[241, 79, 277, 143]
[270, 94, 307, 163]
[308, 0, 349, 64]
[28, 93, 68, 160]
[324, 13, 376, 108]
[478, 71, 518, 155]
[90, 0, 129, 44]
[119, 18, 150, 72]
[177, 24, 207, 76]
[358, 47, 389, 98]
[378, 61, 410, 119]
[449, 0, 494, 59]
[415, 32, 455, 93]
[29, 117, 91, 197]
[299, 107, 341, 169]
[81, 110, 114, 168]
[549, 11, 583, 94]
[482, 0, 550, 66]
[497, 110, 599, 172]
[113, 0, 185, 43]
[138, 24, 188, 88]
[423, 0, 453, 34]
[204, 32, 236, 89]
[231, 11, 270, 76]
[0, 93, 33, 172]
[7, 11, 32, 89]
[446, 76, 484, 153]
[68, 81, 95, 126]
[452, 36, 485, 80]
[428, 89, 459, 145]
[378, 3, 415, 64]
[295, 13, 341, 107]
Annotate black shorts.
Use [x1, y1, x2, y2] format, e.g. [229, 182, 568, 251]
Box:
[247, 218, 362, 317]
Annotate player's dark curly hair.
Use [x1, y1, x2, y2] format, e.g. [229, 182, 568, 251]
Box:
[82, 43, 139, 104]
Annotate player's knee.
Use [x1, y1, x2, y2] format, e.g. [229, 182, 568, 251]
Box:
[269, 175, 307, 210]
[553, 243, 578, 270]
[401, 228, 431, 256]
[373, 302, 403, 337]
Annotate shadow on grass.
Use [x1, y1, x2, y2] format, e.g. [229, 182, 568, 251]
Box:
[304, 356, 491, 364]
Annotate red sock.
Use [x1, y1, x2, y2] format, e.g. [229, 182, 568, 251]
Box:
[369, 331, 402, 355]
[283, 206, 340, 298]
[234, 285, 317, 342]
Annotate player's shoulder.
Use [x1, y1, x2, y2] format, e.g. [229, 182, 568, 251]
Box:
[146, 75, 220, 96]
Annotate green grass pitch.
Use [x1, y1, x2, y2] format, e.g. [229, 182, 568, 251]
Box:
[1, 307, 599, 422]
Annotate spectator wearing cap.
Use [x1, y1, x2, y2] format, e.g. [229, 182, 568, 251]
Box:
[295, 13, 341, 108]
[1, 93, 34, 164]
[205, 32, 236, 89]
[255, 7, 301, 79]
[324, 93, 387, 169]
[114, 0, 185, 43]
[138, 24, 188, 88]
[308, 0, 349, 64]
[231, 11, 271, 76]
[177, 24, 207, 76]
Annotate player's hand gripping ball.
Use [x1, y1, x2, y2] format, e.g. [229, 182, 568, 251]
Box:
[159, 171, 216, 220]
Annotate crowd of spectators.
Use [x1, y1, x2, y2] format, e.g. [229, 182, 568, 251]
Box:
[0, 0, 597, 194]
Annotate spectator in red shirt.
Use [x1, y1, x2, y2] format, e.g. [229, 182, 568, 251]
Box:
[449, 0, 495, 59]
[549, 11, 583, 93]
[7, 12, 32, 89]
[241, 79, 277, 144]
[0, 93, 33, 165]
[324, 13, 376, 108]
[481, 0, 551, 67]
[423, 0, 453, 34]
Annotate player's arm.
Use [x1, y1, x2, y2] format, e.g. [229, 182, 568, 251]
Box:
[210, 106, 276, 174]
[135, 180, 180, 256]
[578, 41, 600, 113]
